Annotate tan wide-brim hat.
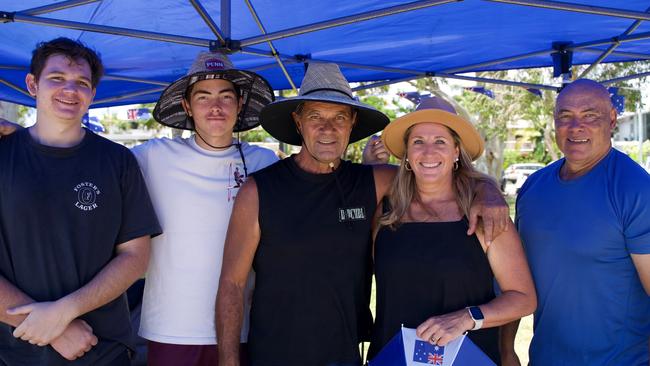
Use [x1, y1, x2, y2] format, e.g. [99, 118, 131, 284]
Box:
[382, 96, 484, 160]
[260, 63, 389, 146]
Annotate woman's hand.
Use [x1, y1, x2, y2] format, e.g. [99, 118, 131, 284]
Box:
[415, 308, 475, 346]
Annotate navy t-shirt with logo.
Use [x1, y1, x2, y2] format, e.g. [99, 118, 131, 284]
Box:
[0, 128, 161, 366]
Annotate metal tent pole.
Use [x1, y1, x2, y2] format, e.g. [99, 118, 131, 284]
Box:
[484, 0, 650, 21]
[578, 6, 650, 78]
[601, 71, 650, 85]
[91, 87, 166, 105]
[440, 49, 552, 74]
[190, 0, 226, 45]
[222, 0, 231, 40]
[580, 48, 650, 60]
[244, 0, 297, 92]
[436, 72, 559, 91]
[239, 0, 460, 47]
[5, 13, 212, 47]
[0, 78, 31, 97]
[102, 75, 169, 87]
[20, 0, 100, 16]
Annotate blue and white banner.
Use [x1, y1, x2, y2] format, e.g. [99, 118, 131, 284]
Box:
[369, 327, 495, 366]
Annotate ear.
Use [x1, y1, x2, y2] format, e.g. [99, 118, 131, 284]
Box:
[237, 96, 243, 115]
[25, 74, 37, 97]
[292, 111, 302, 134]
[609, 107, 617, 130]
[181, 98, 192, 117]
[455, 145, 460, 160]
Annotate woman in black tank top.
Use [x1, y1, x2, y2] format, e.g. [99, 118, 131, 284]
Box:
[367, 98, 536, 365]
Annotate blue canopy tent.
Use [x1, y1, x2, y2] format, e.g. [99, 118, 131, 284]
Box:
[1, 0, 650, 109]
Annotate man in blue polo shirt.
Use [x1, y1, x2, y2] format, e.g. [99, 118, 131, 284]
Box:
[502, 79, 650, 365]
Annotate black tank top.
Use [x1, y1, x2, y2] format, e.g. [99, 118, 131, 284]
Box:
[368, 219, 500, 364]
[250, 156, 376, 366]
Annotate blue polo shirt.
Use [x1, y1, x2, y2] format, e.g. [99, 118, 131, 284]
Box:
[516, 148, 650, 366]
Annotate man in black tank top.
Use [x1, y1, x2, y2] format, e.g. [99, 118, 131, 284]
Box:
[215, 63, 509, 366]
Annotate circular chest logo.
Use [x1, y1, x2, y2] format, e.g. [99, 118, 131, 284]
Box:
[74, 182, 101, 211]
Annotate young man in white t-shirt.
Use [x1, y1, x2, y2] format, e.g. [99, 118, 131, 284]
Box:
[133, 51, 277, 365]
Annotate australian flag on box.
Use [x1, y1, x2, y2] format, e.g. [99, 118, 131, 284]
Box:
[369, 327, 495, 366]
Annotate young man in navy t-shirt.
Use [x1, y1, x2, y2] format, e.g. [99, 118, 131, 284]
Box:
[0, 38, 161, 366]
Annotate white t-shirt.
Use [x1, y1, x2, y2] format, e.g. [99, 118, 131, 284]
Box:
[132, 136, 278, 345]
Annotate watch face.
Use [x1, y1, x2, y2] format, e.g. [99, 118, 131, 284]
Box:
[469, 306, 484, 320]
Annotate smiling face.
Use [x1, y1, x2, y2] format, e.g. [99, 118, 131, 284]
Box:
[26, 54, 95, 126]
[405, 122, 459, 186]
[554, 80, 616, 173]
[182, 78, 242, 147]
[292, 101, 356, 165]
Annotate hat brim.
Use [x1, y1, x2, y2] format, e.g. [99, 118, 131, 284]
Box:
[382, 109, 484, 160]
[153, 70, 274, 132]
[260, 94, 389, 146]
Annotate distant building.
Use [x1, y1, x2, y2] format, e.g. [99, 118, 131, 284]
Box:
[0, 101, 19, 123]
[504, 118, 536, 153]
[615, 111, 649, 142]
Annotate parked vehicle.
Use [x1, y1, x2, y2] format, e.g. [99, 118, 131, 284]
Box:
[501, 163, 545, 195]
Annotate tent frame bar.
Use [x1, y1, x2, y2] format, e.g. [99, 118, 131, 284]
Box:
[21, 0, 100, 16]
[353, 73, 559, 92]
[578, 6, 649, 79]
[91, 87, 166, 105]
[221, 0, 231, 39]
[441, 49, 552, 74]
[0, 77, 31, 97]
[239, 0, 458, 47]
[602, 71, 650, 85]
[102, 75, 169, 87]
[8, 13, 213, 47]
[436, 72, 559, 91]
[580, 48, 650, 60]
[441, 30, 650, 76]
[189, 0, 226, 44]
[486, 0, 650, 21]
[244, 0, 297, 92]
[352, 75, 426, 92]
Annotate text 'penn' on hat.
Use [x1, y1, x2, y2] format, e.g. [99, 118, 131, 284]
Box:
[260, 63, 389, 146]
[153, 51, 274, 132]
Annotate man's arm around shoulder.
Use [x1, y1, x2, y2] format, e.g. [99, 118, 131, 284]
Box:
[216, 178, 262, 366]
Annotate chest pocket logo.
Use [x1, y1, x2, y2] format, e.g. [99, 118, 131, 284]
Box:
[74, 182, 101, 211]
[338, 207, 366, 222]
[227, 163, 246, 202]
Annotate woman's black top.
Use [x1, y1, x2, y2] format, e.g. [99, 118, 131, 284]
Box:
[368, 219, 500, 364]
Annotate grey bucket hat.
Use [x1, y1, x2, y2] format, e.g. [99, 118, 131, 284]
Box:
[153, 51, 274, 132]
[260, 63, 389, 145]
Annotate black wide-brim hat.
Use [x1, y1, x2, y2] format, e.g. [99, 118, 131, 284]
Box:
[153, 51, 274, 132]
[260, 63, 389, 145]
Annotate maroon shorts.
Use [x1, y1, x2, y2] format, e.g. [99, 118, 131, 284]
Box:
[147, 341, 250, 366]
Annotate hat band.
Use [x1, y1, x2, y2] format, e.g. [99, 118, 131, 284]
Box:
[302, 87, 353, 99]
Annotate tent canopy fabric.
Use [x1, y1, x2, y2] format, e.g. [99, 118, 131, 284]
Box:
[1, 0, 650, 108]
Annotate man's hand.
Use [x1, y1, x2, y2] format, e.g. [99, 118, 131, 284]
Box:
[468, 181, 509, 245]
[8, 300, 77, 346]
[362, 135, 390, 165]
[0, 118, 21, 137]
[50, 319, 98, 361]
